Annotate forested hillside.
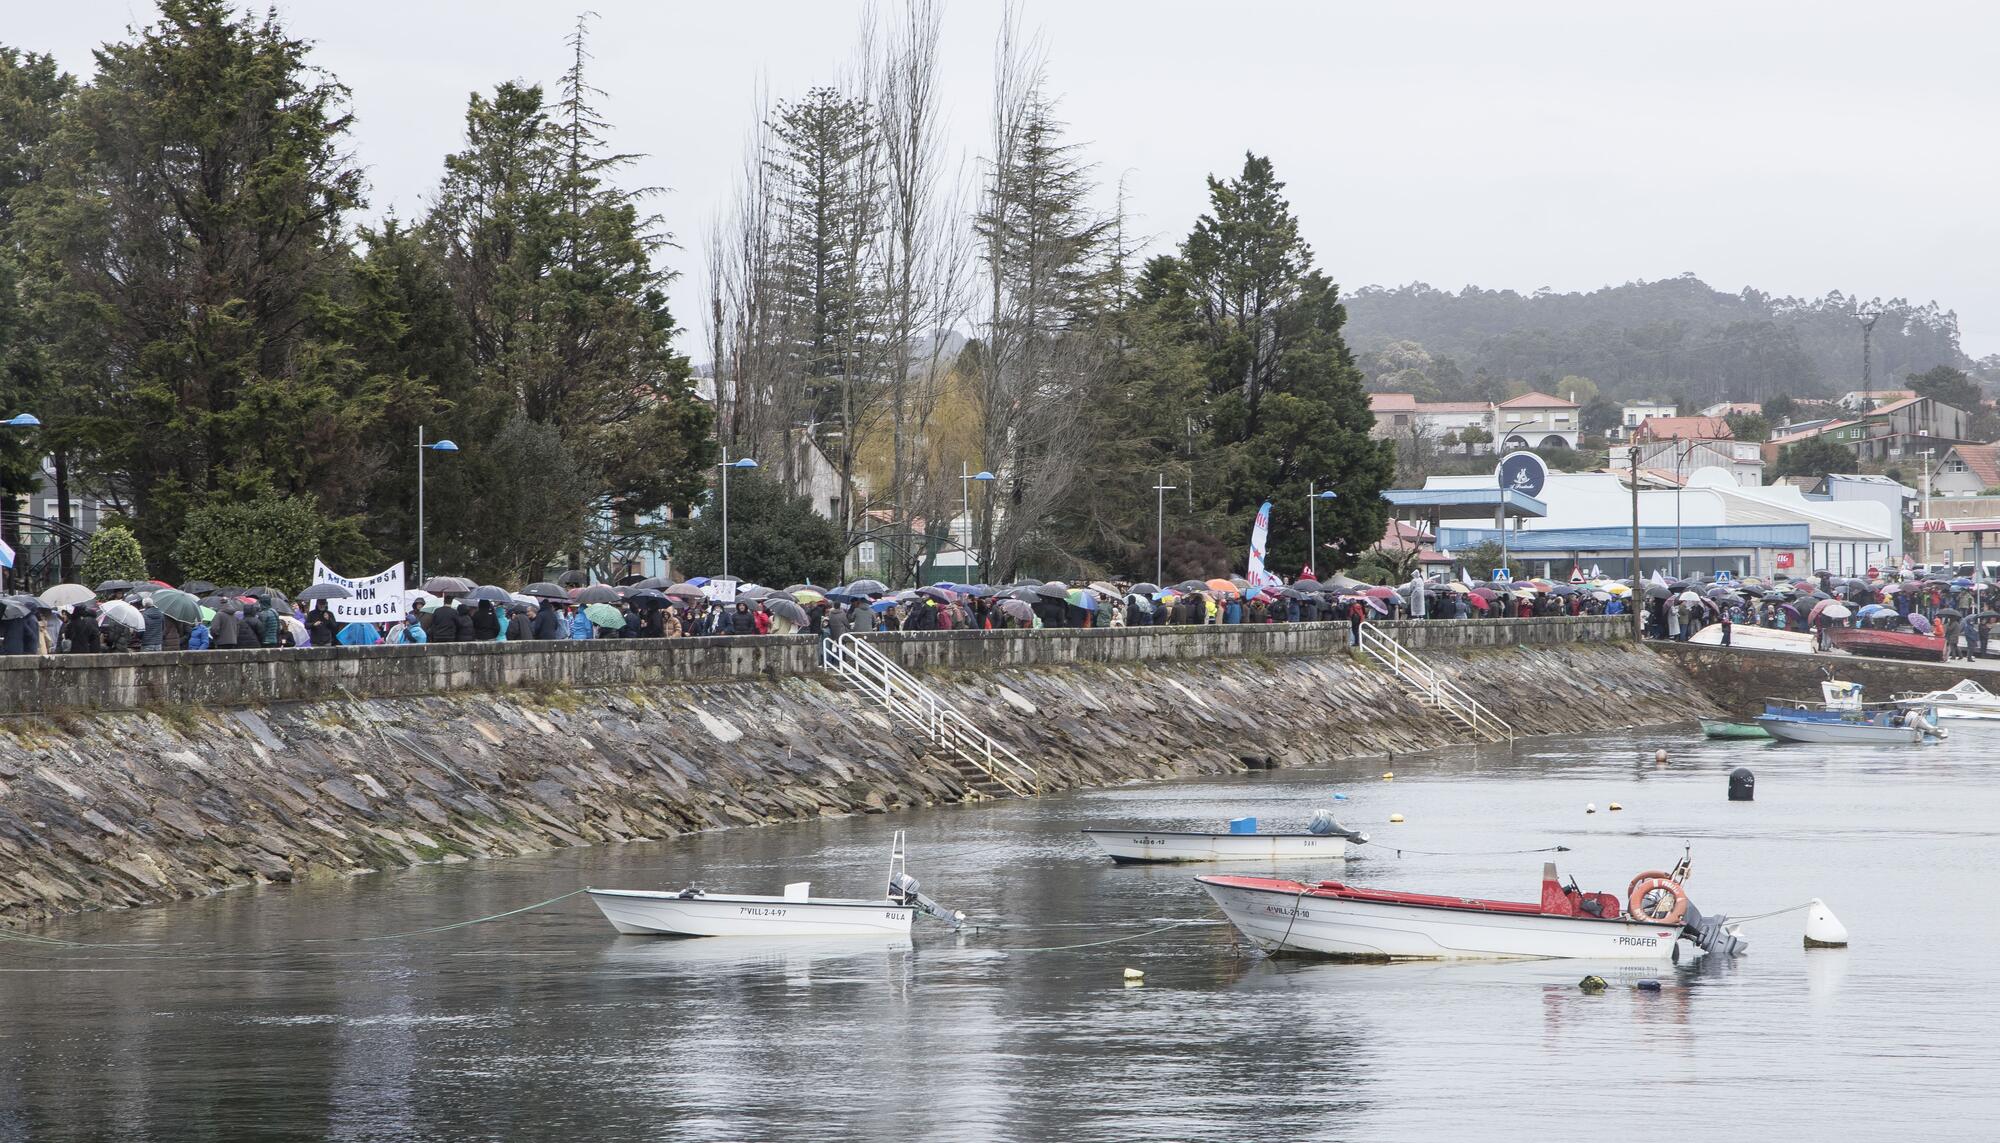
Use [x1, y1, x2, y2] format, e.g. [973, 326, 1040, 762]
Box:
[1343, 274, 1979, 407]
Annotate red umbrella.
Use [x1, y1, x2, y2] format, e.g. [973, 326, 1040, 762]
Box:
[1465, 594, 1491, 611]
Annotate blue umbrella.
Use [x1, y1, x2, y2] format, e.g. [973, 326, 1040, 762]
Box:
[870, 599, 897, 612]
[337, 621, 381, 646]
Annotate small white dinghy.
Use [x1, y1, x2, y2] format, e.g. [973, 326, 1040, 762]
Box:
[1084, 812, 1367, 864]
[588, 831, 965, 939]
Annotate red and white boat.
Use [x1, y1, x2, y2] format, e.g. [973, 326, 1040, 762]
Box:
[1197, 856, 1746, 961]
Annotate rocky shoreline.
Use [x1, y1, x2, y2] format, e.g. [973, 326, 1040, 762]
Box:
[0, 639, 1713, 923]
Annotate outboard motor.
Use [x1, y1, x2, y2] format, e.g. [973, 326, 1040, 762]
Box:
[889, 872, 966, 930]
[1728, 767, 1755, 802]
[1309, 810, 1369, 844]
[1681, 901, 1749, 958]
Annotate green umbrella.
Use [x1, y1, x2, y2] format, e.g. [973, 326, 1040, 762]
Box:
[153, 588, 202, 624]
[584, 602, 626, 629]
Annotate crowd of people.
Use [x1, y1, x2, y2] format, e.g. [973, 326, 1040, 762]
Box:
[1640, 569, 1995, 660]
[11, 565, 1985, 659]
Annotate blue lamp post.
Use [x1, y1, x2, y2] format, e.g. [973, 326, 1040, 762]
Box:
[720, 453, 759, 578]
[417, 426, 459, 584]
[961, 464, 995, 582]
[0, 414, 38, 591]
[1309, 486, 1338, 574]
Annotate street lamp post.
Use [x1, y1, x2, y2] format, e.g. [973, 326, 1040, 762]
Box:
[719, 451, 759, 579]
[0, 414, 39, 594]
[1308, 485, 1338, 576]
[960, 463, 995, 583]
[416, 426, 459, 586]
[1152, 473, 1177, 585]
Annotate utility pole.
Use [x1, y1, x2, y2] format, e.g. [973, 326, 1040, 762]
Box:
[1629, 444, 1643, 643]
[1919, 447, 1935, 568]
[1152, 473, 1176, 584]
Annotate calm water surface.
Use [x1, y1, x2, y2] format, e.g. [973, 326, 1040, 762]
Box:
[2, 725, 1996, 1142]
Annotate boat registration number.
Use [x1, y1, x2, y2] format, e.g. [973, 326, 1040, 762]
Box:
[740, 907, 787, 917]
[1262, 904, 1311, 919]
[1614, 936, 1659, 947]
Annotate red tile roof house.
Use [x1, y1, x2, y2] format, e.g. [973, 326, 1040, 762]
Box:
[1632, 415, 1733, 443]
[1933, 443, 2000, 497]
[1494, 391, 1580, 450]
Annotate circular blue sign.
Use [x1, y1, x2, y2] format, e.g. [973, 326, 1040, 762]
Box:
[1495, 450, 1547, 498]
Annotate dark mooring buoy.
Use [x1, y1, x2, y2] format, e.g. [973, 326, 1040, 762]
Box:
[1728, 767, 1755, 801]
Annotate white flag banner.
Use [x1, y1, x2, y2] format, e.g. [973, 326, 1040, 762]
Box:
[312, 559, 408, 623]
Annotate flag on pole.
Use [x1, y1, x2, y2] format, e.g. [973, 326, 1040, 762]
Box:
[0, 535, 15, 569]
[1246, 501, 1281, 587]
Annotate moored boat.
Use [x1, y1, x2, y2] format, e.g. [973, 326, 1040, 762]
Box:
[1755, 677, 1941, 745]
[1894, 678, 2000, 720]
[587, 830, 966, 938]
[1083, 811, 1367, 864]
[1197, 855, 1745, 961]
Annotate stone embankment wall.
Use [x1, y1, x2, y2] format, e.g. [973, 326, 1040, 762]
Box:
[1652, 641, 1991, 715]
[0, 619, 1704, 923]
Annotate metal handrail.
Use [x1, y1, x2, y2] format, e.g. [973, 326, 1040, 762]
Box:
[1356, 625, 1513, 742]
[821, 634, 1039, 796]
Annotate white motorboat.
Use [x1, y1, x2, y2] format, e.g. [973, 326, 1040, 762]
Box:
[1083, 812, 1367, 864]
[1197, 854, 1747, 962]
[1895, 678, 2000, 720]
[587, 831, 965, 938]
[1755, 677, 1940, 745]
[1754, 716, 1925, 745]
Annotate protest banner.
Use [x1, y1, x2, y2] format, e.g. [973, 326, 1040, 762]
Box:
[311, 560, 408, 623]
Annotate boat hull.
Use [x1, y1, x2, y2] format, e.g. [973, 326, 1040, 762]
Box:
[1826, 627, 1946, 663]
[1196, 877, 1684, 960]
[1699, 719, 1771, 739]
[1083, 829, 1350, 864]
[588, 889, 915, 938]
[1754, 717, 1922, 745]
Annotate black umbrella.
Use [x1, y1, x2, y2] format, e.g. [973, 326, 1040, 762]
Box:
[178, 580, 218, 595]
[200, 595, 243, 613]
[1005, 586, 1041, 601]
[1128, 582, 1162, 596]
[1936, 607, 1965, 620]
[765, 598, 809, 626]
[297, 583, 353, 601]
[1173, 579, 1207, 593]
[632, 576, 673, 590]
[467, 585, 514, 603]
[1014, 577, 1044, 587]
[1291, 578, 1323, 592]
[247, 586, 289, 606]
[94, 580, 132, 594]
[1965, 612, 2000, 622]
[522, 582, 570, 600]
[627, 588, 669, 603]
[556, 570, 590, 587]
[665, 582, 706, 599]
[613, 573, 646, 587]
[0, 600, 25, 621]
[1034, 582, 1070, 599]
[573, 584, 621, 605]
[421, 575, 472, 594]
[844, 578, 889, 596]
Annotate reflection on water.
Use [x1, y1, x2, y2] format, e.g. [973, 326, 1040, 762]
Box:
[1, 724, 1996, 1140]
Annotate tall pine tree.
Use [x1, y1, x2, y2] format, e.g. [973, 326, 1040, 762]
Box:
[23, 0, 377, 572]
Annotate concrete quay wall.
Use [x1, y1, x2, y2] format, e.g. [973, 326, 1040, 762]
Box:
[0, 617, 1630, 714]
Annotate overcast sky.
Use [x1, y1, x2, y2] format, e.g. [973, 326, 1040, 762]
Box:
[16, 2, 2000, 355]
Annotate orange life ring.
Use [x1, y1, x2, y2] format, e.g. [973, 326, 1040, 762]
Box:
[1627, 870, 1673, 901]
[1628, 877, 1689, 924]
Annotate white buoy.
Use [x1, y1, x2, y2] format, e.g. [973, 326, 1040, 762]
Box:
[1608, 802, 1623, 812]
[1804, 898, 1849, 948]
[1381, 771, 1394, 781]
[1585, 802, 1596, 814]
[1654, 748, 1668, 764]
[1388, 813, 1405, 824]
[1122, 967, 1145, 980]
